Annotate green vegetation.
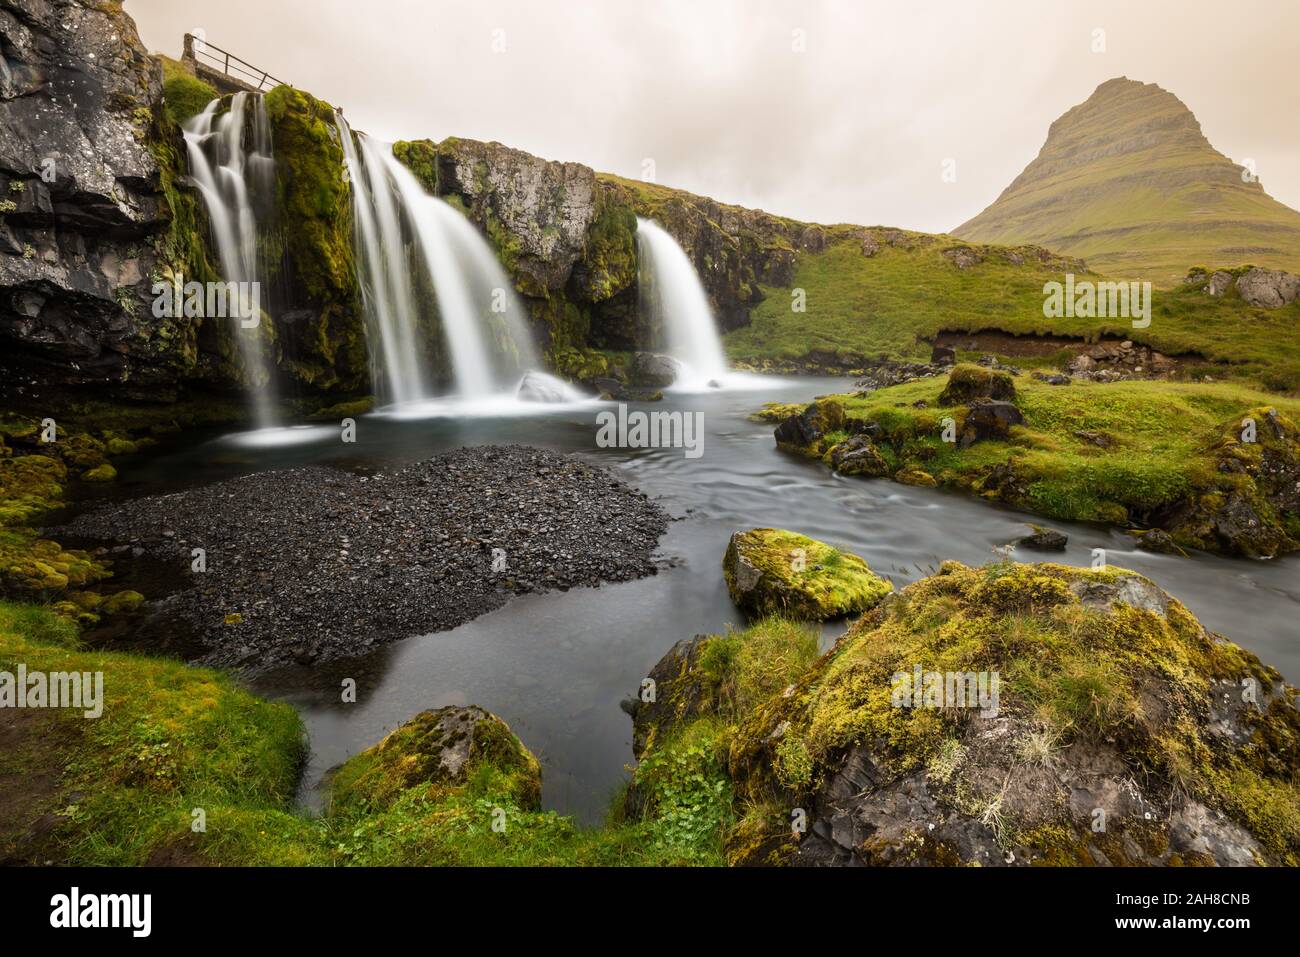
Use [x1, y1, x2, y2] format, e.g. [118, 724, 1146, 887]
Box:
[722, 561, 1300, 865]
[778, 371, 1300, 556]
[0, 600, 742, 866]
[158, 56, 218, 126]
[724, 528, 893, 619]
[725, 238, 1300, 391]
[956, 78, 1300, 285]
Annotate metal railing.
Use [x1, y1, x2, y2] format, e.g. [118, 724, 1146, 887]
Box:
[183, 34, 286, 91]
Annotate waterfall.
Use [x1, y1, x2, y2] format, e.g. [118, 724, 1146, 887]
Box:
[337, 114, 430, 405]
[635, 218, 729, 389]
[337, 116, 541, 406]
[182, 93, 279, 429]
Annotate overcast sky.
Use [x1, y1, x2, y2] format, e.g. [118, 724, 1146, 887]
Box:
[127, 0, 1300, 235]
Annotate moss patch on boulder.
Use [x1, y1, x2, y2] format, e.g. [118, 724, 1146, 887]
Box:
[723, 528, 893, 620]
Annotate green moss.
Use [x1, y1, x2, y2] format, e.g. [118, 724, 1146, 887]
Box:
[392, 139, 439, 193]
[724, 528, 893, 620]
[722, 560, 1300, 864]
[0, 601, 316, 866]
[158, 56, 217, 127]
[80, 463, 117, 483]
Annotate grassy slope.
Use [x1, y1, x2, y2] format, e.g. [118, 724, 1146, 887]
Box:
[0, 602, 736, 866]
[955, 78, 1300, 285]
[726, 239, 1300, 390]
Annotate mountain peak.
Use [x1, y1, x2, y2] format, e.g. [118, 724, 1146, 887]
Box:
[955, 78, 1300, 283]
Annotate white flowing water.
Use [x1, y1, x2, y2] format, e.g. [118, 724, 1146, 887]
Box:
[636, 217, 730, 390]
[337, 114, 430, 405]
[338, 116, 546, 409]
[182, 94, 279, 429]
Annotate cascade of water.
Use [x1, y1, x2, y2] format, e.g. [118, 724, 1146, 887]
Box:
[182, 93, 279, 429]
[337, 114, 429, 405]
[337, 115, 540, 404]
[635, 217, 729, 389]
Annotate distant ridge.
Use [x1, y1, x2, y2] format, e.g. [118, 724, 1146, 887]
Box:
[954, 77, 1300, 285]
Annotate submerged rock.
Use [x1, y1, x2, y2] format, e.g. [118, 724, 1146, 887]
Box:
[722, 528, 892, 620]
[1015, 524, 1068, 550]
[629, 352, 682, 388]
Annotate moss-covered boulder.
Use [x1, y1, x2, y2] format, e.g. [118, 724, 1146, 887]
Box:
[721, 560, 1300, 866]
[329, 705, 542, 814]
[827, 436, 890, 477]
[723, 529, 893, 620]
[773, 399, 847, 456]
[938, 363, 1017, 406]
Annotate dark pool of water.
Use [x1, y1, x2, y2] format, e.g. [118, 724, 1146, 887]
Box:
[108, 377, 1300, 823]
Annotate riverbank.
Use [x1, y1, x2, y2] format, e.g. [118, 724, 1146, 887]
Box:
[767, 367, 1300, 558]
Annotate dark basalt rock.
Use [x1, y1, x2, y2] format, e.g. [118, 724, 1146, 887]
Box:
[773, 399, 846, 452]
[958, 399, 1024, 448]
[628, 352, 681, 388]
[1016, 524, 1068, 550]
[938, 364, 1017, 406]
[0, 0, 175, 399]
[828, 435, 890, 477]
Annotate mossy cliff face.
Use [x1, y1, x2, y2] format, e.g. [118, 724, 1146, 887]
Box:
[391, 136, 642, 357]
[262, 86, 366, 393]
[635, 561, 1300, 866]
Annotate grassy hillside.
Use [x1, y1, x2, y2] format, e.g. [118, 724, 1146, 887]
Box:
[725, 238, 1300, 391]
[955, 77, 1300, 285]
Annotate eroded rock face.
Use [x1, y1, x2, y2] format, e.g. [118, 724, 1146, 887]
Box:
[0, 0, 176, 398]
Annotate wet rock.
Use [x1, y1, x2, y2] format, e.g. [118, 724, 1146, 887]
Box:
[516, 370, 572, 403]
[629, 352, 681, 388]
[773, 399, 845, 453]
[1016, 524, 1068, 550]
[829, 436, 890, 477]
[1133, 528, 1183, 555]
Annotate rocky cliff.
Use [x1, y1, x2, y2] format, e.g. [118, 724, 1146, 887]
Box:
[0, 0, 180, 403]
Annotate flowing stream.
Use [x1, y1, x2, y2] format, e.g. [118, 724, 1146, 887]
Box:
[107, 378, 1300, 824]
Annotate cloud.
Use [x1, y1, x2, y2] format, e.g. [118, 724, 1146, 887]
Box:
[128, 0, 1300, 233]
